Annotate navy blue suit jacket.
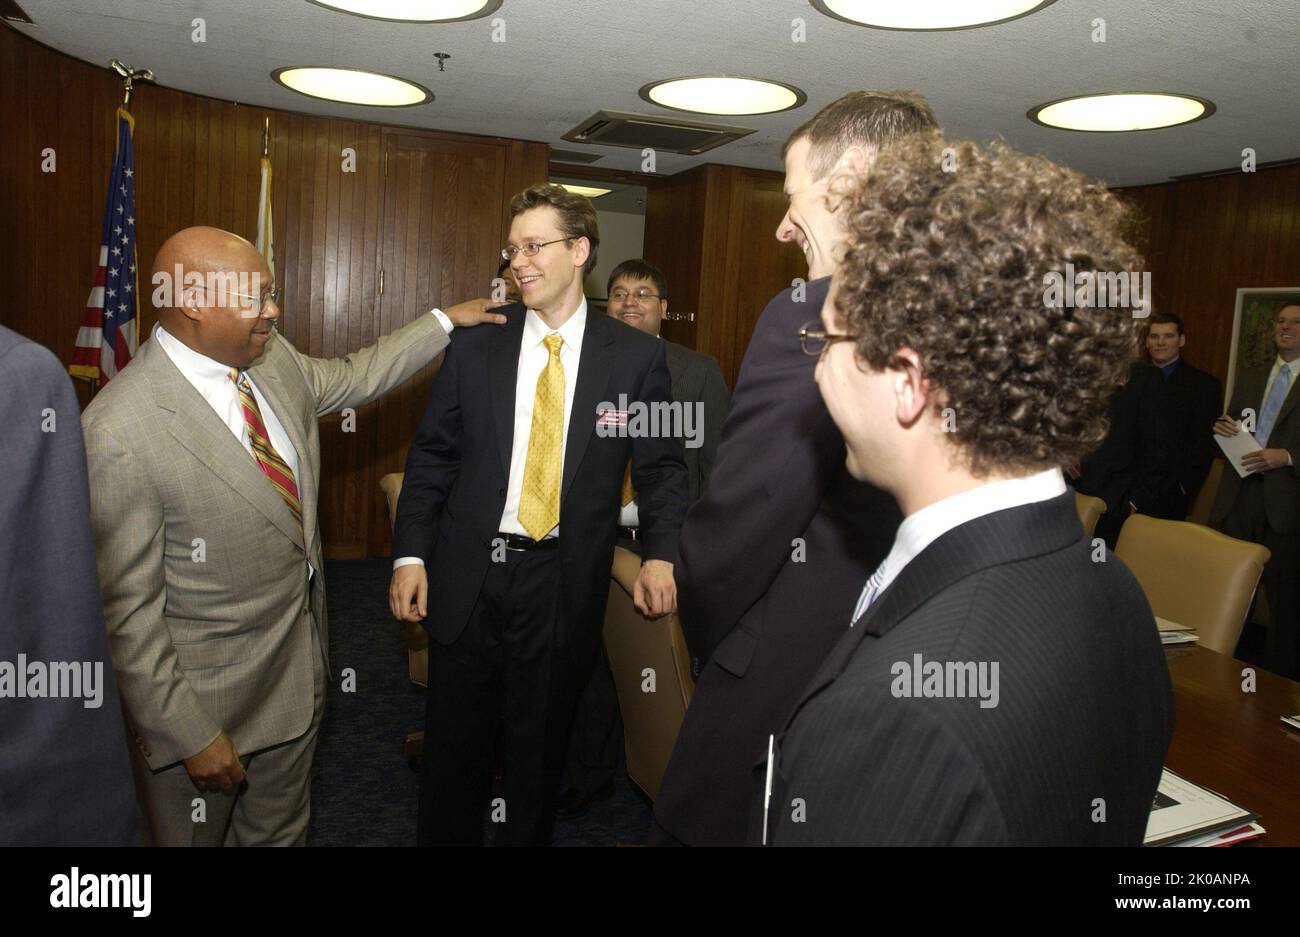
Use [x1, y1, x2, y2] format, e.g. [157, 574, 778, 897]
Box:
[392, 303, 688, 662]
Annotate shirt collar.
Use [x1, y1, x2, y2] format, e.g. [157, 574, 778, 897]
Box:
[1159, 356, 1181, 378]
[877, 467, 1067, 596]
[153, 323, 238, 384]
[524, 298, 587, 354]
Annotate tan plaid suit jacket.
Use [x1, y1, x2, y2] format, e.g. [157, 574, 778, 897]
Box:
[83, 314, 447, 771]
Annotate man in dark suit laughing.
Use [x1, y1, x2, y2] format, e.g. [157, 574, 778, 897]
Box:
[389, 184, 688, 846]
[762, 134, 1173, 845]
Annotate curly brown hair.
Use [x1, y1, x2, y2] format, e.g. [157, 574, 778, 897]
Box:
[831, 132, 1144, 476]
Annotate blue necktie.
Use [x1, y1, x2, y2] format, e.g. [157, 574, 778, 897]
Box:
[1255, 364, 1292, 446]
[850, 563, 887, 627]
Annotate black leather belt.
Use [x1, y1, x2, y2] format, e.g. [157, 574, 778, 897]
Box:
[618, 526, 640, 541]
[497, 532, 560, 551]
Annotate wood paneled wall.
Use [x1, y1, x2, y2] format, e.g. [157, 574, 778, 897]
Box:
[644, 164, 806, 389]
[0, 25, 548, 558]
[1117, 165, 1300, 387]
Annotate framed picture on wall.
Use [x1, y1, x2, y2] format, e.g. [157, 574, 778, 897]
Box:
[1225, 287, 1300, 408]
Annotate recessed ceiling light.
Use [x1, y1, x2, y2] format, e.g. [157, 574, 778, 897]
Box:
[640, 77, 805, 116]
[557, 184, 611, 199]
[305, 0, 501, 22]
[1028, 93, 1216, 132]
[272, 67, 433, 107]
[810, 0, 1057, 30]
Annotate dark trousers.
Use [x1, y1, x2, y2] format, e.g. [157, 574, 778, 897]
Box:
[563, 645, 622, 795]
[561, 534, 638, 796]
[1219, 476, 1300, 680]
[1148, 485, 1193, 522]
[417, 549, 580, 846]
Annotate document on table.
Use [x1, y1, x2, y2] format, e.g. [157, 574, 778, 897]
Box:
[1215, 431, 1261, 478]
[1144, 768, 1259, 846]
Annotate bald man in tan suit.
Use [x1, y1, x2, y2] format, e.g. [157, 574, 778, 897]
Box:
[83, 226, 503, 845]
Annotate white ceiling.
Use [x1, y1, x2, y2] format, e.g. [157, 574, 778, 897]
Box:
[12, 0, 1300, 186]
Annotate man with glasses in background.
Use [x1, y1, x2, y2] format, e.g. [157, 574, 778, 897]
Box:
[389, 186, 688, 845]
[83, 225, 505, 845]
[1212, 302, 1300, 679]
[557, 259, 730, 819]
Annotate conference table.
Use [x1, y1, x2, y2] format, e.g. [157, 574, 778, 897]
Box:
[1163, 644, 1300, 846]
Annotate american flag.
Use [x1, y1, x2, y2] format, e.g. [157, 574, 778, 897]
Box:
[70, 107, 139, 386]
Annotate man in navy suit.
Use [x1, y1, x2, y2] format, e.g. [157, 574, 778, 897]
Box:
[389, 184, 688, 845]
[762, 134, 1173, 845]
[652, 91, 935, 845]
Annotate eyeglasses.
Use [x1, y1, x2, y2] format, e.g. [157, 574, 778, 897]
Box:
[609, 288, 662, 304]
[501, 237, 573, 262]
[799, 319, 853, 356]
[228, 285, 282, 312]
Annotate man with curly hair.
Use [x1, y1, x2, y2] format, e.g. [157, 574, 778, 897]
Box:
[761, 134, 1174, 845]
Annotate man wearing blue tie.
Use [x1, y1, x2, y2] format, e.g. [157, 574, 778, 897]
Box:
[1211, 303, 1300, 679]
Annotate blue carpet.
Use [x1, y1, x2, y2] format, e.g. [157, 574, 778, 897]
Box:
[307, 558, 652, 846]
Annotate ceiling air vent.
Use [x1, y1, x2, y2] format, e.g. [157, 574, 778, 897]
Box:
[549, 148, 604, 165]
[0, 0, 33, 23]
[562, 110, 754, 156]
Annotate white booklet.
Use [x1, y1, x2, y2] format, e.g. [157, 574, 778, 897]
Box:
[1145, 768, 1259, 846]
[1215, 431, 1262, 478]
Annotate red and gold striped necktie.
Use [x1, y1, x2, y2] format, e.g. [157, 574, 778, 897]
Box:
[230, 368, 303, 534]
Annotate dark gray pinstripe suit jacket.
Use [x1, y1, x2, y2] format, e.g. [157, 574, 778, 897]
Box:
[760, 492, 1174, 846]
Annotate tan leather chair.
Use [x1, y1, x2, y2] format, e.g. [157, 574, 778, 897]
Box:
[1114, 513, 1270, 656]
[379, 472, 428, 758]
[601, 546, 695, 801]
[1073, 492, 1107, 539]
[1186, 458, 1225, 527]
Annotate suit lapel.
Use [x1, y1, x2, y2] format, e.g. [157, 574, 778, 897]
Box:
[562, 310, 615, 502]
[489, 307, 527, 480]
[1272, 364, 1300, 429]
[789, 493, 1083, 718]
[142, 338, 305, 547]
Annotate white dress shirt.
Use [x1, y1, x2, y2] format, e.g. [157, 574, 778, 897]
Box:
[154, 323, 314, 577]
[498, 301, 588, 537]
[394, 301, 587, 569]
[850, 468, 1067, 625]
[154, 324, 301, 480]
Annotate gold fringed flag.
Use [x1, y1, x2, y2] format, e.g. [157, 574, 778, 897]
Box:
[256, 127, 274, 283]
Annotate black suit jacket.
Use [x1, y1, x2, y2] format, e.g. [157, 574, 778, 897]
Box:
[762, 492, 1174, 845]
[653, 277, 901, 844]
[0, 326, 139, 845]
[1076, 361, 1173, 515]
[1158, 359, 1221, 510]
[393, 303, 688, 662]
[1210, 360, 1300, 534]
[663, 339, 730, 502]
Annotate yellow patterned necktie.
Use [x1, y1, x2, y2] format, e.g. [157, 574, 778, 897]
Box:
[518, 333, 565, 540]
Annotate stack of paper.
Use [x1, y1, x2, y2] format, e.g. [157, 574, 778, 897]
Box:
[1156, 616, 1199, 646]
[1145, 768, 1262, 846]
